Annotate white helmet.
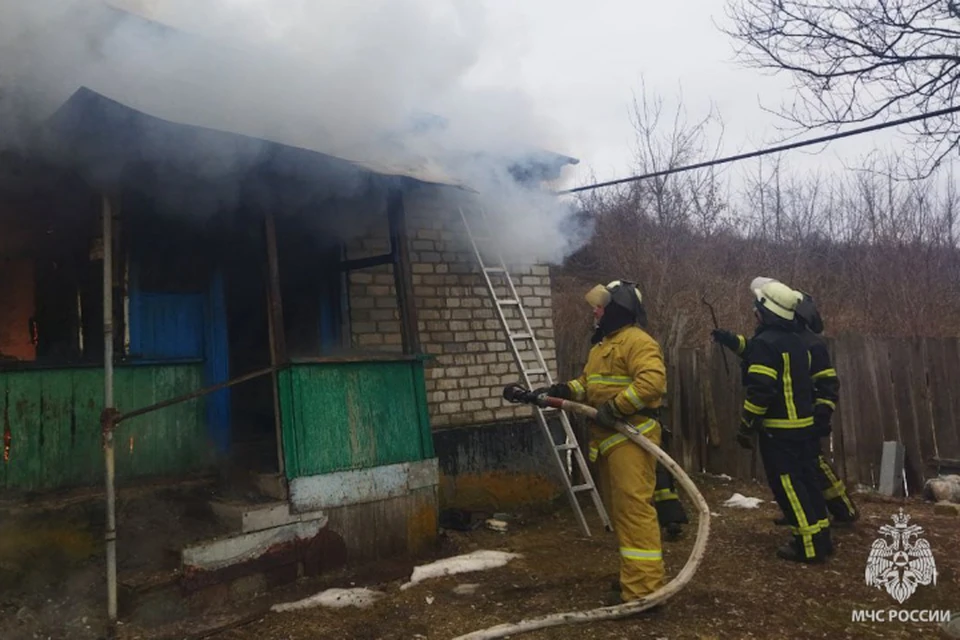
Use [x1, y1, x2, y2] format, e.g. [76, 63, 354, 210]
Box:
[749, 276, 777, 293]
[753, 279, 798, 321]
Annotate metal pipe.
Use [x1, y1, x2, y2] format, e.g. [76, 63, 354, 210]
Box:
[116, 365, 283, 424]
[101, 194, 118, 636]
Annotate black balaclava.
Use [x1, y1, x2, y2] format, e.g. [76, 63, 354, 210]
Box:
[591, 301, 636, 344]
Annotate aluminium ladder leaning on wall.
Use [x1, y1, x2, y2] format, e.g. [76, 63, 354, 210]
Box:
[458, 206, 612, 537]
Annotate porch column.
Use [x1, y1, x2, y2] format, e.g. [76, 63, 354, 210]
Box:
[264, 210, 287, 477]
[387, 188, 420, 354]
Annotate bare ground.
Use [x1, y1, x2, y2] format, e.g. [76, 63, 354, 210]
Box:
[220, 474, 960, 640]
[2, 474, 957, 640]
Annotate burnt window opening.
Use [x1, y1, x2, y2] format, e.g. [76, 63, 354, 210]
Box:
[0, 189, 109, 368]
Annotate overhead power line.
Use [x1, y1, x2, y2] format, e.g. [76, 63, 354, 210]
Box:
[558, 104, 960, 195]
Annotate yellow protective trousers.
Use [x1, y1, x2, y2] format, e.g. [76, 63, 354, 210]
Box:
[591, 420, 664, 601]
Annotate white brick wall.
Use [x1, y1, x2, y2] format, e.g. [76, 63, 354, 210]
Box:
[344, 186, 559, 428]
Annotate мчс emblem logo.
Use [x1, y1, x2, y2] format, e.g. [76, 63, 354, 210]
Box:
[865, 508, 938, 604]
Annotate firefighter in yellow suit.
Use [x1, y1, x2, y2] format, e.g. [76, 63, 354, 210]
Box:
[534, 280, 667, 605]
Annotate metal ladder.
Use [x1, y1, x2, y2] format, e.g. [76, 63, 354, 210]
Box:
[458, 206, 612, 537]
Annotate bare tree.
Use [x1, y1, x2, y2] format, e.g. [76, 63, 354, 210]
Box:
[722, 0, 960, 175]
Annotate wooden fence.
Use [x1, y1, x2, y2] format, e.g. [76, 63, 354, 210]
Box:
[662, 334, 960, 493]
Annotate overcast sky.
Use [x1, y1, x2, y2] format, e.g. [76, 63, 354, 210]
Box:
[464, 0, 916, 191]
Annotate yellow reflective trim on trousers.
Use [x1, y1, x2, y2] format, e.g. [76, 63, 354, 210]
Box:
[598, 433, 628, 456]
[654, 489, 679, 501]
[815, 398, 836, 410]
[737, 335, 746, 354]
[781, 474, 816, 559]
[628, 419, 657, 436]
[818, 456, 841, 485]
[569, 379, 586, 400]
[743, 399, 767, 415]
[587, 374, 632, 385]
[790, 518, 830, 536]
[624, 385, 644, 410]
[839, 493, 856, 516]
[748, 364, 778, 380]
[762, 417, 815, 429]
[823, 485, 845, 499]
[620, 547, 662, 561]
[596, 420, 656, 457]
[782, 353, 798, 421]
[818, 457, 855, 514]
[812, 368, 838, 380]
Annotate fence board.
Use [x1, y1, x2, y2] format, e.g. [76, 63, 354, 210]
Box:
[937, 339, 960, 461]
[924, 337, 955, 467]
[907, 338, 938, 480]
[677, 348, 701, 473]
[834, 335, 864, 486]
[702, 347, 731, 478]
[887, 339, 924, 491]
[823, 337, 847, 481]
[866, 336, 903, 445]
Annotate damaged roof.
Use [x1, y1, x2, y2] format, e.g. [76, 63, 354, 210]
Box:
[33, 0, 577, 191]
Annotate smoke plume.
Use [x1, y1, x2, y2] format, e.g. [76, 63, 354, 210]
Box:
[0, 0, 587, 264]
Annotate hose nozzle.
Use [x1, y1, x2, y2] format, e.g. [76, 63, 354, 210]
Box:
[503, 383, 537, 405]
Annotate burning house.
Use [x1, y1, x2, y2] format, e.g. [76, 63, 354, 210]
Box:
[0, 0, 580, 623]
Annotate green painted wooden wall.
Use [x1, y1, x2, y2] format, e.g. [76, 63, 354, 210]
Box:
[278, 359, 434, 479]
[0, 364, 210, 492]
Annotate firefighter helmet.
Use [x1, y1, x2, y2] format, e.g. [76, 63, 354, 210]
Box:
[749, 276, 777, 293]
[585, 280, 646, 326]
[752, 279, 798, 321]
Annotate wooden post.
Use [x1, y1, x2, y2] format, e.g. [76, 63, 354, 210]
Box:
[264, 211, 287, 478]
[387, 188, 420, 354]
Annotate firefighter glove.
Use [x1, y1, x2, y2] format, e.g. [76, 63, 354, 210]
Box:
[711, 329, 740, 352]
[595, 400, 623, 429]
[533, 383, 571, 400]
[736, 418, 755, 450]
[813, 405, 832, 438]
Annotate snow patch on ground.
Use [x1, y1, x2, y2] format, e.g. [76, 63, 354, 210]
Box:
[453, 583, 480, 595]
[400, 550, 522, 591]
[270, 587, 384, 612]
[722, 493, 764, 509]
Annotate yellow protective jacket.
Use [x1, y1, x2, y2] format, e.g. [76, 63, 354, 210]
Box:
[564, 325, 667, 461]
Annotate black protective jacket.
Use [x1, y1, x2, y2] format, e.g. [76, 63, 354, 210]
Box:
[728, 327, 839, 429]
[739, 324, 818, 438]
[796, 328, 840, 424]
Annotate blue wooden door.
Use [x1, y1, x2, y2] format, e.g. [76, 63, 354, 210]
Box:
[129, 267, 231, 454]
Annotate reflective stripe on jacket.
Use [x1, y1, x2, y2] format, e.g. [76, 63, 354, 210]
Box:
[729, 329, 840, 422]
[740, 326, 817, 432]
[566, 325, 667, 457]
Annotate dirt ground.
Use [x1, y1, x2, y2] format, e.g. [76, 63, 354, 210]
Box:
[219, 474, 960, 640]
[2, 473, 957, 640]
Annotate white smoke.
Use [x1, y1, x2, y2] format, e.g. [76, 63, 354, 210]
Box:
[0, 0, 587, 264]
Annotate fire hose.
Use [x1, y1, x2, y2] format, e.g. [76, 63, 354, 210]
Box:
[451, 385, 711, 640]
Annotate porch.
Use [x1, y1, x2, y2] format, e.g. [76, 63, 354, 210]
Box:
[0, 86, 448, 629]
